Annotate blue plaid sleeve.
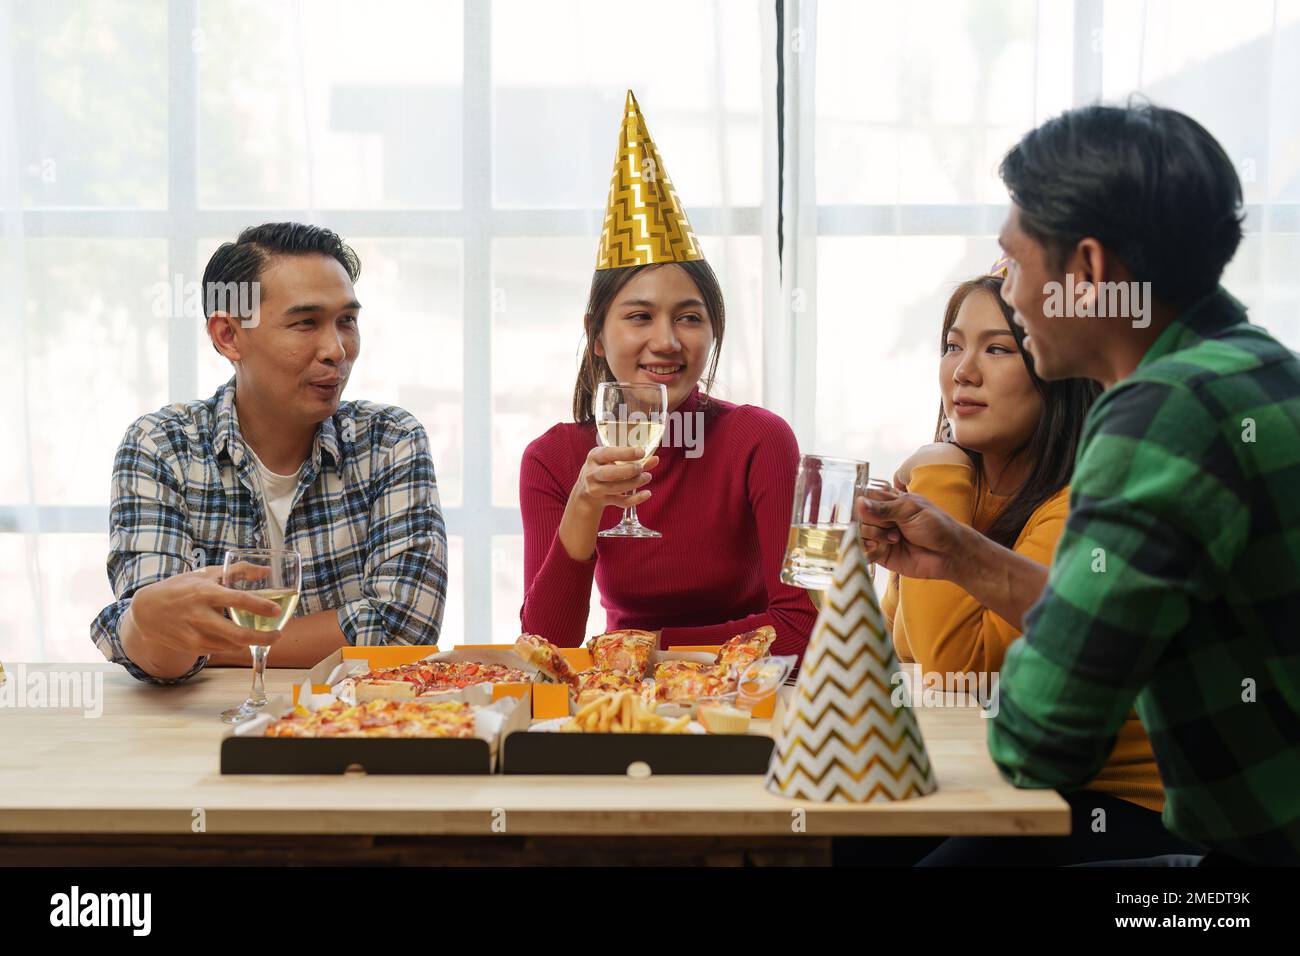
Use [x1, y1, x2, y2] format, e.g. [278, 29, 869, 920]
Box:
[90, 423, 208, 684]
[335, 421, 448, 647]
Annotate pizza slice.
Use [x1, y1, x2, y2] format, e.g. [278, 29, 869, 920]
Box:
[649, 661, 738, 703]
[715, 625, 777, 667]
[513, 633, 579, 688]
[586, 629, 657, 676]
[573, 668, 643, 705]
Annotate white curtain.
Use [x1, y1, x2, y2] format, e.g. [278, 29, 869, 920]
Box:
[0, 0, 778, 662]
[5, 0, 1296, 663]
[787, 0, 1300, 486]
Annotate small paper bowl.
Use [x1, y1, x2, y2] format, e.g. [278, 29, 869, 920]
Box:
[735, 655, 795, 706]
[693, 693, 753, 734]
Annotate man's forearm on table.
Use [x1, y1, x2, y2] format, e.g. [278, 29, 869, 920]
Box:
[208, 609, 348, 668]
[950, 529, 1049, 630]
[119, 607, 201, 681]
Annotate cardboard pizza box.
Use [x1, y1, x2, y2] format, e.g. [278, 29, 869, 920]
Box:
[500, 719, 777, 775]
[500, 683, 792, 776]
[460, 642, 592, 672]
[302, 645, 569, 718]
[502, 688, 783, 777]
[219, 690, 532, 775]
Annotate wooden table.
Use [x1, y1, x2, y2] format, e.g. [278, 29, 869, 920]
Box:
[0, 663, 1068, 865]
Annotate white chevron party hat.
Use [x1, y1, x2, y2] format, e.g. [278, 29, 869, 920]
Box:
[765, 522, 937, 802]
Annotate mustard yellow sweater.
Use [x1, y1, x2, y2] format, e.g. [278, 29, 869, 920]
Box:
[881, 462, 1166, 814]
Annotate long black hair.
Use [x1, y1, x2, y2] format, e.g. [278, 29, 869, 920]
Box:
[937, 275, 1101, 549]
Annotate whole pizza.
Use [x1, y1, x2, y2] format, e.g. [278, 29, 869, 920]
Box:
[357, 660, 531, 698]
[264, 699, 476, 738]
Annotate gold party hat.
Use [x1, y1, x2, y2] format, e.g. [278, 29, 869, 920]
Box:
[595, 90, 704, 270]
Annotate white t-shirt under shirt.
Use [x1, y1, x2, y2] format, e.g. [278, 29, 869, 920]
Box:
[247, 447, 303, 552]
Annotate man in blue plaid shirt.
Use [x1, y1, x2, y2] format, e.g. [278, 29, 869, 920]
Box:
[91, 223, 448, 683]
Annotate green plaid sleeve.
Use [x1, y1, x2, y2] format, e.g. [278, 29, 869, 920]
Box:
[988, 377, 1249, 790]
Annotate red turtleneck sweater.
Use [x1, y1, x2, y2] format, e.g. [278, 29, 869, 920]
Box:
[518, 388, 816, 660]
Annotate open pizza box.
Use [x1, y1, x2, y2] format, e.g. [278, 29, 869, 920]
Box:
[219, 685, 533, 775]
[298, 644, 588, 720]
[501, 655, 790, 777]
[502, 696, 783, 776]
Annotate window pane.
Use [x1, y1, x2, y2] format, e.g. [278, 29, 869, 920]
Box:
[704, 236, 764, 408]
[440, 534, 464, 646]
[491, 236, 764, 508]
[195, 237, 464, 507]
[815, 236, 999, 479]
[338, 239, 464, 507]
[13, 1, 167, 207]
[1, 240, 168, 506]
[815, 235, 1300, 484]
[816, 0, 1073, 205]
[490, 237, 591, 507]
[493, 534, 604, 644]
[0, 533, 114, 663]
[491, 0, 763, 208]
[1102, 0, 1300, 204]
[198, 0, 462, 208]
[1223, 234, 1300, 350]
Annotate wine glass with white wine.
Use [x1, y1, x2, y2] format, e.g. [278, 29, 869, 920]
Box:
[219, 548, 302, 723]
[594, 381, 668, 539]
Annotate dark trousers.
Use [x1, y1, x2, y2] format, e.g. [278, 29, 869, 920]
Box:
[832, 789, 1203, 867]
[914, 790, 1204, 866]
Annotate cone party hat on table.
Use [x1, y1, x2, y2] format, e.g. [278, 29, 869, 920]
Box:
[766, 522, 938, 802]
[595, 90, 704, 270]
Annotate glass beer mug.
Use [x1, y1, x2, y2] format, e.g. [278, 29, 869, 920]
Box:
[779, 454, 870, 591]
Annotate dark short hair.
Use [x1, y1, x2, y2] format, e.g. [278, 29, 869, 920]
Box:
[201, 222, 361, 319]
[999, 100, 1245, 306]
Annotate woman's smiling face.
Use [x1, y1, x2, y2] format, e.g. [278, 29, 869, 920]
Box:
[940, 288, 1044, 457]
[595, 264, 715, 411]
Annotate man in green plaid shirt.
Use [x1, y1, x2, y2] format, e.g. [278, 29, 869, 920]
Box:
[858, 103, 1299, 865]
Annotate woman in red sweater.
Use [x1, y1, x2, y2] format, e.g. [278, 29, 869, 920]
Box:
[519, 256, 815, 658]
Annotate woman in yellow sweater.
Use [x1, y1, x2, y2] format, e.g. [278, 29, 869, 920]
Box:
[877, 270, 1202, 866]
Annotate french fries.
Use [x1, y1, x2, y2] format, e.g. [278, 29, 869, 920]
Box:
[561, 690, 692, 734]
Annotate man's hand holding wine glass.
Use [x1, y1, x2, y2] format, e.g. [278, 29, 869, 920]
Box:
[119, 567, 285, 680]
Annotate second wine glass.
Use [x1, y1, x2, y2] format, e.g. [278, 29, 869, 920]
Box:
[594, 381, 668, 539]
